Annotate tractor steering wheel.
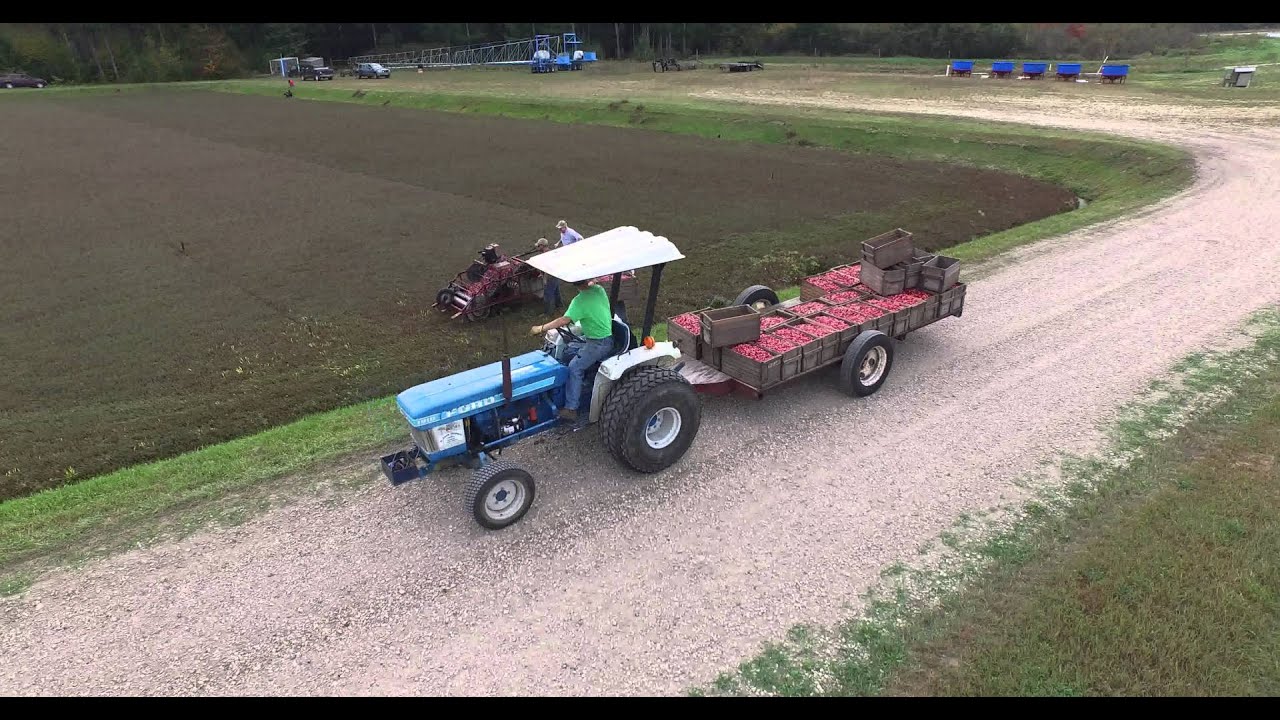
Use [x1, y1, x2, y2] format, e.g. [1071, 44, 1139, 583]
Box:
[556, 325, 584, 345]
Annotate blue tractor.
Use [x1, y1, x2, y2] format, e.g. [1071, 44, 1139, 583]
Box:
[380, 227, 702, 529]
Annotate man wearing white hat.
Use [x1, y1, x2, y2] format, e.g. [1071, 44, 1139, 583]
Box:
[533, 237, 561, 315]
[556, 220, 583, 247]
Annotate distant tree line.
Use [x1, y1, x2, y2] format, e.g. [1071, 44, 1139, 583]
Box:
[0, 23, 1272, 84]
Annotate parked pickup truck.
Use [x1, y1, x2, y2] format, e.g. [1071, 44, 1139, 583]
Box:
[296, 57, 334, 81]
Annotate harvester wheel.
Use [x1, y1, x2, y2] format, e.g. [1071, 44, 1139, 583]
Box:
[464, 461, 536, 529]
[839, 330, 894, 397]
[601, 366, 701, 473]
[734, 285, 779, 312]
[435, 289, 454, 308]
[464, 294, 491, 321]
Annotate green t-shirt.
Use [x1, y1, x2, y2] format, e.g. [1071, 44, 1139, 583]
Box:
[565, 284, 613, 340]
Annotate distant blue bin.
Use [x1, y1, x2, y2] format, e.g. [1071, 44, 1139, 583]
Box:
[991, 61, 1014, 77]
[556, 53, 571, 68]
[1100, 64, 1130, 83]
[583, 51, 597, 62]
[1023, 62, 1047, 78]
[1056, 62, 1082, 80]
[950, 60, 974, 76]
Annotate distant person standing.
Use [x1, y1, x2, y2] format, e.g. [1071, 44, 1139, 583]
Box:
[556, 220, 583, 247]
[284, 77, 295, 98]
[533, 238, 561, 315]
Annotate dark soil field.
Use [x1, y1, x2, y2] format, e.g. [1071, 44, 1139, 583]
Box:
[0, 90, 1075, 499]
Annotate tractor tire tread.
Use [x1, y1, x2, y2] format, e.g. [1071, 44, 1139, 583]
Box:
[463, 460, 536, 529]
[600, 366, 700, 473]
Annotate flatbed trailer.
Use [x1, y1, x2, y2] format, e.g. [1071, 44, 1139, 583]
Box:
[674, 282, 967, 398]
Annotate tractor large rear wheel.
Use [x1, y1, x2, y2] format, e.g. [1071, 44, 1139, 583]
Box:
[601, 366, 701, 473]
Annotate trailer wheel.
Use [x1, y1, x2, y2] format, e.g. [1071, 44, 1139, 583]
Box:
[464, 461, 536, 530]
[839, 330, 894, 397]
[601, 366, 701, 473]
[734, 285, 779, 312]
[436, 289, 455, 308]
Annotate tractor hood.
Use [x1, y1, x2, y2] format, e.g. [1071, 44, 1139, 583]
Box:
[396, 350, 566, 429]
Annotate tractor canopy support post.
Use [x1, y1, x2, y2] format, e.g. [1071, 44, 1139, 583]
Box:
[641, 263, 665, 340]
[609, 272, 623, 311]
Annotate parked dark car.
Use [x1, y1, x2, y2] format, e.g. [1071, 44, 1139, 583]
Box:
[355, 62, 391, 79]
[1, 72, 48, 89]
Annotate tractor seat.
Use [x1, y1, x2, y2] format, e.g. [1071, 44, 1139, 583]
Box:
[611, 318, 634, 357]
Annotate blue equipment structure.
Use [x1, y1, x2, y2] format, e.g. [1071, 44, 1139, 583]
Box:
[990, 61, 1015, 78]
[350, 32, 596, 73]
[949, 60, 974, 77]
[531, 34, 557, 73]
[1099, 64, 1130, 84]
[1022, 62, 1047, 79]
[1055, 62, 1083, 80]
[381, 227, 701, 530]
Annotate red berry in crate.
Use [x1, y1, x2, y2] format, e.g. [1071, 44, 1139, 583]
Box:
[756, 334, 799, 354]
[808, 314, 850, 329]
[795, 320, 837, 338]
[773, 327, 819, 345]
[825, 268, 860, 286]
[790, 301, 828, 316]
[809, 276, 843, 292]
[671, 313, 702, 334]
[827, 291, 863, 305]
[760, 315, 790, 330]
[729, 343, 774, 362]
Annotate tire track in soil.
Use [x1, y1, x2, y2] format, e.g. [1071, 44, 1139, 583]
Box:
[3, 96, 1280, 696]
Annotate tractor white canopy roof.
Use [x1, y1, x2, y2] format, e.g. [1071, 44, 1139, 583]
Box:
[524, 226, 685, 282]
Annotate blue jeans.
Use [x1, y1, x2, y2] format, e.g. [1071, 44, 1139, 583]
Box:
[565, 336, 615, 411]
[543, 277, 561, 314]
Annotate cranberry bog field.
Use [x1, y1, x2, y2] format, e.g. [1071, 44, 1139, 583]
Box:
[2, 87, 1120, 502]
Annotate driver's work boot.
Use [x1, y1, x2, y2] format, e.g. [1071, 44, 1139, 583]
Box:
[558, 408, 578, 423]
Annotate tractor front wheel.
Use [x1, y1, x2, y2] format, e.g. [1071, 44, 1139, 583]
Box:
[601, 366, 701, 473]
[464, 461, 536, 529]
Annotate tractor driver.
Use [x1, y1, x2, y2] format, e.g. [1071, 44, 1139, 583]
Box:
[530, 278, 614, 424]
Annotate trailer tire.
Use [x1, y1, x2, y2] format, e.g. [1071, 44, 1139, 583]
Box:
[436, 289, 454, 308]
[839, 331, 894, 397]
[734, 285, 779, 312]
[601, 366, 701, 473]
[464, 461, 536, 530]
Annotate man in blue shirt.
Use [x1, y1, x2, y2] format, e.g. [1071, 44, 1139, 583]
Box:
[556, 220, 584, 247]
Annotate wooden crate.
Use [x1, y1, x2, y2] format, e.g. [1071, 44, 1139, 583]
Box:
[811, 312, 862, 348]
[760, 337, 803, 381]
[861, 260, 906, 296]
[758, 307, 798, 332]
[699, 305, 761, 347]
[800, 264, 864, 301]
[720, 343, 782, 389]
[789, 318, 842, 367]
[922, 255, 961, 293]
[861, 228, 915, 269]
[666, 309, 710, 362]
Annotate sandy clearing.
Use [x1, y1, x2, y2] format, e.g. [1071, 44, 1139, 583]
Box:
[4, 91, 1280, 696]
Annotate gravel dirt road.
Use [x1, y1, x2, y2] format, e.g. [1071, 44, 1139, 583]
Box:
[4, 91, 1280, 696]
